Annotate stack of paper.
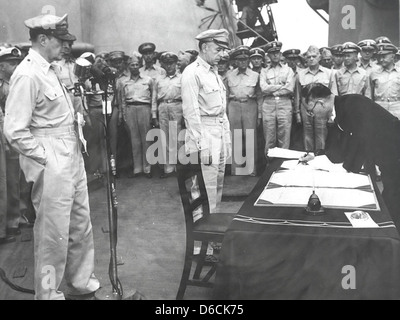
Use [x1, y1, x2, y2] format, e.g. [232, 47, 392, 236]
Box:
[255, 166, 380, 211]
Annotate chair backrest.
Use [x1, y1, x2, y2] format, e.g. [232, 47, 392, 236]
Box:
[176, 155, 210, 232]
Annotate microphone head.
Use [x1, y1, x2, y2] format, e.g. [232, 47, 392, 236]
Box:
[80, 52, 96, 64]
[74, 57, 93, 81]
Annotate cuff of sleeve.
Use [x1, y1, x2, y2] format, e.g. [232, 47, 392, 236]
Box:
[152, 113, 157, 119]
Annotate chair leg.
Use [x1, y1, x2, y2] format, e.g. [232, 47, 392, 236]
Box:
[193, 241, 208, 280]
[176, 240, 194, 300]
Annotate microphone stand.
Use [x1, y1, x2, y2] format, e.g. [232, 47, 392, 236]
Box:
[76, 79, 143, 300]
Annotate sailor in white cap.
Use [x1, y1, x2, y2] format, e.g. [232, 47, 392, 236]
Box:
[3, 13, 100, 300]
[181, 28, 231, 217]
[334, 42, 368, 96]
[366, 43, 400, 120]
[357, 39, 377, 74]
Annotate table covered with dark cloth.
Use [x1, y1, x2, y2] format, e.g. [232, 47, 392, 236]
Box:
[213, 159, 400, 300]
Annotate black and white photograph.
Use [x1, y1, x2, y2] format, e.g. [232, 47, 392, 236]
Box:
[0, 0, 400, 307]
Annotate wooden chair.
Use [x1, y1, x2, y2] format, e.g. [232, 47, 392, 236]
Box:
[176, 158, 235, 300]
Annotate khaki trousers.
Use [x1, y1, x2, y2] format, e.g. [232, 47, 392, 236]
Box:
[21, 125, 99, 300]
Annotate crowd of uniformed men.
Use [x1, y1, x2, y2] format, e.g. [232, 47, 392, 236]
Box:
[2, 31, 400, 244]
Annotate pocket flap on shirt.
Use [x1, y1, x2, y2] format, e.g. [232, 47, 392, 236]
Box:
[203, 84, 219, 94]
[44, 87, 64, 101]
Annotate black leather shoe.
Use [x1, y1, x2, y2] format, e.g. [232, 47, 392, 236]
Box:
[144, 173, 152, 179]
[0, 235, 16, 245]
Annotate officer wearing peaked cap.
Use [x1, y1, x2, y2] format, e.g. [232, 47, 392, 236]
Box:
[357, 39, 377, 73]
[195, 29, 230, 50]
[226, 44, 260, 176]
[260, 40, 296, 153]
[334, 42, 368, 96]
[250, 48, 265, 74]
[283, 49, 302, 74]
[330, 44, 344, 70]
[154, 51, 183, 178]
[181, 28, 231, 217]
[4, 13, 100, 300]
[264, 41, 282, 54]
[138, 42, 166, 81]
[366, 42, 400, 120]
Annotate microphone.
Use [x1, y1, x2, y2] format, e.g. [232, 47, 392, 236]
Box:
[74, 53, 94, 82]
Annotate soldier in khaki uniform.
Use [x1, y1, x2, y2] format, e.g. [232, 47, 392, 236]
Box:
[181, 29, 231, 216]
[226, 45, 260, 176]
[335, 42, 368, 96]
[283, 49, 304, 151]
[119, 52, 156, 178]
[139, 42, 166, 81]
[4, 14, 100, 300]
[250, 47, 265, 74]
[260, 41, 295, 153]
[108, 50, 130, 176]
[330, 44, 344, 70]
[366, 43, 400, 120]
[357, 39, 377, 74]
[154, 52, 183, 178]
[295, 45, 338, 153]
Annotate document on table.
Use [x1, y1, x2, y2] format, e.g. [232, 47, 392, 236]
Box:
[267, 147, 309, 159]
[255, 169, 380, 211]
[280, 155, 348, 173]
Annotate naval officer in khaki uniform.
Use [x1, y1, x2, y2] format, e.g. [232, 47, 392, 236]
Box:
[335, 42, 368, 96]
[260, 41, 296, 152]
[4, 13, 100, 300]
[155, 52, 183, 178]
[366, 43, 400, 120]
[226, 45, 260, 176]
[181, 29, 231, 217]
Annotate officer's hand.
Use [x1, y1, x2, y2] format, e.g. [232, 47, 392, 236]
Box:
[200, 149, 212, 166]
[295, 113, 302, 124]
[151, 118, 159, 128]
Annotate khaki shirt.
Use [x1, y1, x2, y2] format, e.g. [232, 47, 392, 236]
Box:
[113, 69, 131, 110]
[358, 61, 376, 75]
[226, 68, 260, 100]
[155, 72, 182, 116]
[4, 49, 75, 164]
[335, 66, 368, 96]
[366, 65, 400, 102]
[139, 64, 166, 81]
[295, 65, 338, 114]
[181, 56, 230, 152]
[226, 67, 262, 117]
[260, 63, 295, 97]
[120, 74, 157, 120]
[155, 73, 182, 102]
